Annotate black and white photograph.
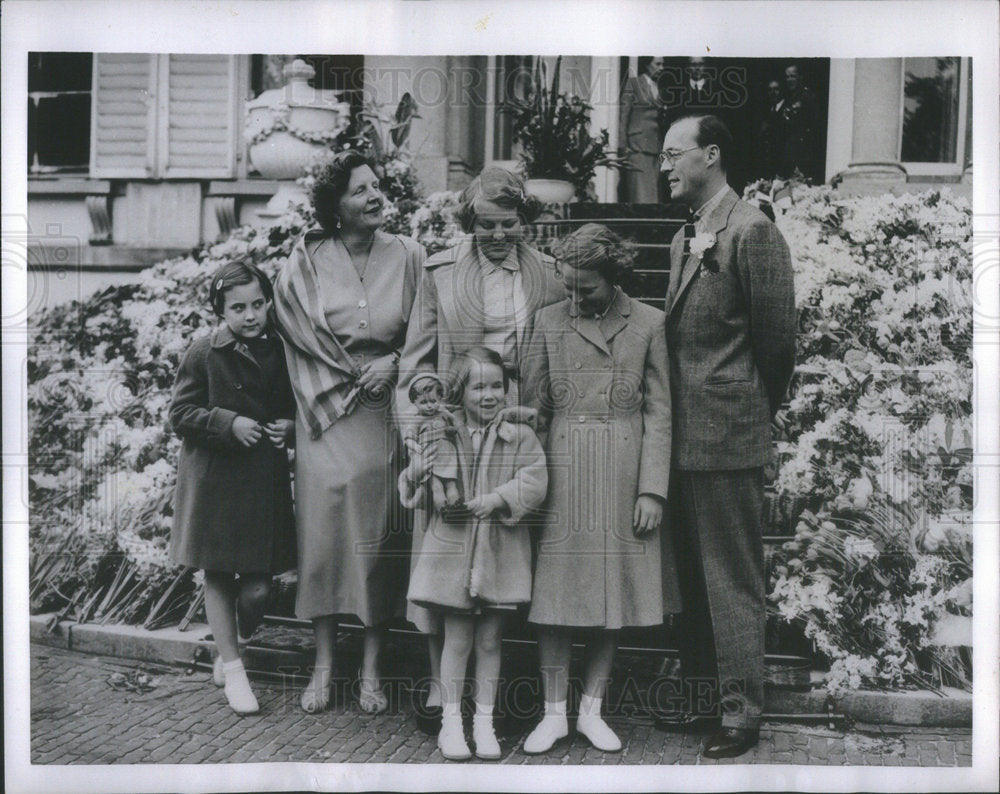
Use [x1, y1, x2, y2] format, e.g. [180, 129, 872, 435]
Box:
[4, 1, 999, 792]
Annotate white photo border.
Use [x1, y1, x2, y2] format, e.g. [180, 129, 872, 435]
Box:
[3, 1, 998, 792]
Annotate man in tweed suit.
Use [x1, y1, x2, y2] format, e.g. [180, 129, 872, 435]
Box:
[656, 115, 796, 758]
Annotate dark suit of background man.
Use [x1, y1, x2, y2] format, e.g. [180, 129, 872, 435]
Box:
[758, 79, 785, 179]
[656, 114, 796, 759]
[660, 57, 714, 120]
[777, 64, 818, 180]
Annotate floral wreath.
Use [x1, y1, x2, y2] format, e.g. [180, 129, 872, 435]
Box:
[246, 102, 350, 148]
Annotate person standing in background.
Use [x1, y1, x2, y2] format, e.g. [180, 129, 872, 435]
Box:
[777, 63, 818, 179]
[757, 79, 785, 178]
[618, 56, 667, 203]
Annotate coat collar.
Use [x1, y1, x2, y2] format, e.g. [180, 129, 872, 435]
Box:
[212, 324, 250, 348]
[442, 238, 551, 348]
[668, 187, 739, 315]
[699, 185, 739, 235]
[211, 324, 268, 366]
[568, 288, 632, 354]
[452, 406, 536, 447]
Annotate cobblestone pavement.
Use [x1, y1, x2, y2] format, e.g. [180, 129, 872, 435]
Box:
[29, 642, 973, 767]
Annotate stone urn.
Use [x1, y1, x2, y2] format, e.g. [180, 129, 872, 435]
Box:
[245, 59, 351, 218]
[524, 178, 576, 205]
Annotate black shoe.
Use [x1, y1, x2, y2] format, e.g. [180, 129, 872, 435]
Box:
[414, 696, 443, 736]
[701, 727, 759, 759]
[651, 710, 721, 734]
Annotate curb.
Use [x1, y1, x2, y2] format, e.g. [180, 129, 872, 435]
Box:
[29, 614, 312, 677]
[29, 614, 971, 728]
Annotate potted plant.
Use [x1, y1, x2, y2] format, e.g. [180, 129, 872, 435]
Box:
[501, 56, 628, 203]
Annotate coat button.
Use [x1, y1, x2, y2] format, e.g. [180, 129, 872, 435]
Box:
[358, 299, 367, 308]
[574, 362, 582, 369]
[234, 382, 242, 390]
[578, 392, 586, 398]
[359, 320, 368, 329]
[578, 416, 586, 423]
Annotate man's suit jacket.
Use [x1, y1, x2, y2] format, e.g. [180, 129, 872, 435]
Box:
[665, 187, 796, 470]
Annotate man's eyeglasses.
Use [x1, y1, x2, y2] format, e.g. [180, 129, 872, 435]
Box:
[659, 146, 701, 165]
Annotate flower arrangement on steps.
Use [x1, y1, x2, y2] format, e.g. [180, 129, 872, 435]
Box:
[27, 172, 973, 692]
[755, 180, 973, 692]
[500, 55, 629, 203]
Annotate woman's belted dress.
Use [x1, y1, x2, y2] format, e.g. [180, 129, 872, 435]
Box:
[274, 229, 425, 623]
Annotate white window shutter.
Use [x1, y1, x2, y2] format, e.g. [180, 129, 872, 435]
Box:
[160, 54, 238, 178]
[91, 53, 157, 178]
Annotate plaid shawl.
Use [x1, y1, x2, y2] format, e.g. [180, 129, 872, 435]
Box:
[272, 234, 362, 440]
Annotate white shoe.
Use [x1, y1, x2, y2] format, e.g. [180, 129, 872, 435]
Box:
[473, 716, 501, 760]
[212, 654, 225, 687]
[223, 663, 260, 715]
[437, 721, 471, 761]
[522, 714, 568, 755]
[576, 714, 621, 752]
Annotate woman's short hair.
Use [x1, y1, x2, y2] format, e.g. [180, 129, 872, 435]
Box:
[446, 345, 509, 406]
[551, 223, 637, 286]
[453, 166, 542, 233]
[637, 56, 655, 76]
[311, 149, 377, 236]
[208, 261, 274, 316]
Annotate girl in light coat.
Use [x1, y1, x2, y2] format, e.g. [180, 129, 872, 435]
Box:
[402, 346, 547, 761]
[521, 224, 680, 754]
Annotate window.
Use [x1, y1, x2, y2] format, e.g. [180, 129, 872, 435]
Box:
[28, 53, 93, 173]
[899, 57, 971, 173]
[90, 54, 239, 179]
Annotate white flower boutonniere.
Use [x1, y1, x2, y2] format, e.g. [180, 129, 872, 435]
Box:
[689, 232, 718, 271]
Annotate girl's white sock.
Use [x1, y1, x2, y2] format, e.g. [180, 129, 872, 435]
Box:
[474, 701, 493, 718]
[222, 659, 259, 714]
[576, 693, 621, 752]
[578, 693, 601, 717]
[522, 699, 568, 753]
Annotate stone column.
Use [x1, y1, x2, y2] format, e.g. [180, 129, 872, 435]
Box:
[837, 58, 907, 192]
[588, 56, 620, 202]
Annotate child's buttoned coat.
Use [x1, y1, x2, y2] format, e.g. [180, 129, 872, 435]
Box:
[523, 291, 681, 628]
[405, 408, 547, 611]
[169, 325, 296, 573]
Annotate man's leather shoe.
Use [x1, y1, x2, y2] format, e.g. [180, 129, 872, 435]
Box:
[701, 727, 759, 759]
[651, 711, 721, 734]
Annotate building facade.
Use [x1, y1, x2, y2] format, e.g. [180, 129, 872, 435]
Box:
[27, 54, 972, 307]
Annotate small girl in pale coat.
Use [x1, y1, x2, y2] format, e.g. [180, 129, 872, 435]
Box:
[402, 346, 547, 761]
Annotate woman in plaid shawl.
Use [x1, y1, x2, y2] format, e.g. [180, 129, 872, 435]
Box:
[273, 151, 425, 715]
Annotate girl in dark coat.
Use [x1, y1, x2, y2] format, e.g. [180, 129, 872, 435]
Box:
[169, 262, 296, 714]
